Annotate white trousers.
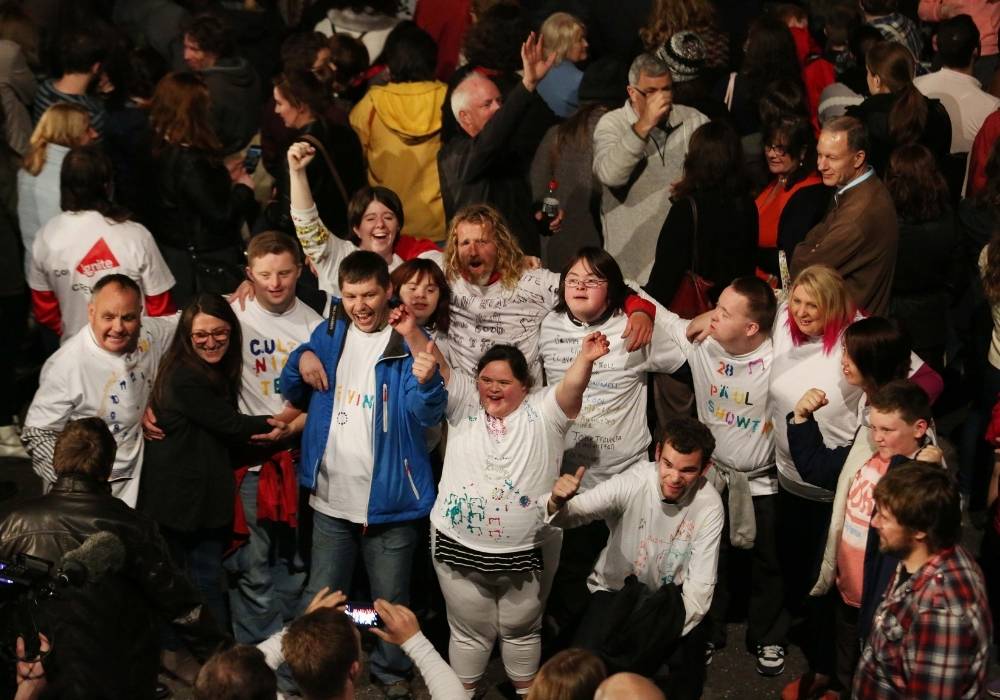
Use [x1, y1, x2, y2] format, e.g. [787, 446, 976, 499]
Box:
[431, 528, 562, 685]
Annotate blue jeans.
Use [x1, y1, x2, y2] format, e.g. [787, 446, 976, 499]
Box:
[303, 512, 419, 683]
[224, 470, 306, 643]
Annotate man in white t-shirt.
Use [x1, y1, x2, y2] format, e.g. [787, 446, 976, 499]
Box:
[227, 231, 323, 645]
[22, 274, 176, 506]
[443, 204, 654, 384]
[27, 146, 176, 342]
[660, 277, 787, 675]
[543, 417, 724, 700]
[278, 250, 446, 695]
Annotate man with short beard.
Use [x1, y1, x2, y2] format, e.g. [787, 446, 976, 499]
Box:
[854, 462, 990, 699]
[543, 417, 724, 700]
[32, 29, 108, 139]
[22, 274, 176, 506]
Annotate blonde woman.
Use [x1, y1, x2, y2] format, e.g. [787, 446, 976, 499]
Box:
[16, 103, 96, 272]
[537, 12, 588, 117]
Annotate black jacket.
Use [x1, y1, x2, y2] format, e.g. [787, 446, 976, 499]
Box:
[847, 92, 952, 176]
[645, 188, 759, 307]
[0, 475, 229, 699]
[756, 183, 832, 278]
[201, 55, 262, 155]
[139, 364, 272, 533]
[149, 144, 258, 305]
[264, 117, 364, 238]
[438, 82, 541, 255]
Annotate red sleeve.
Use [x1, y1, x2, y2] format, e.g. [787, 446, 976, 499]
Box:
[910, 361, 944, 406]
[144, 290, 177, 317]
[623, 294, 656, 319]
[30, 289, 62, 335]
[968, 111, 1000, 198]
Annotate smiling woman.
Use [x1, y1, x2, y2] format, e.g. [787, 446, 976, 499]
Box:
[138, 293, 281, 628]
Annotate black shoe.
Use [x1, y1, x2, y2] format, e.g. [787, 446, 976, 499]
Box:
[756, 644, 786, 676]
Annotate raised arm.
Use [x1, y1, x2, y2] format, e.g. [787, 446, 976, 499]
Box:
[555, 331, 610, 419]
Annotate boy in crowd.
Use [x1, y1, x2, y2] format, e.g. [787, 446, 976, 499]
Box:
[279, 250, 446, 696]
[788, 380, 943, 695]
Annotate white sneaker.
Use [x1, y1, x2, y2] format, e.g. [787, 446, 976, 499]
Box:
[0, 424, 27, 458]
[756, 644, 786, 676]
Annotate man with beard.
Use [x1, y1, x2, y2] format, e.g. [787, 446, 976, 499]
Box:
[542, 417, 724, 700]
[853, 462, 991, 700]
[32, 29, 108, 139]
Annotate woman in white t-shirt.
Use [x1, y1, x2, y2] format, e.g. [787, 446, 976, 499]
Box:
[768, 264, 862, 684]
[287, 141, 442, 296]
[430, 334, 609, 695]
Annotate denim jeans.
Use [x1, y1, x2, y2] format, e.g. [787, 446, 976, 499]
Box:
[303, 512, 419, 683]
[224, 470, 306, 643]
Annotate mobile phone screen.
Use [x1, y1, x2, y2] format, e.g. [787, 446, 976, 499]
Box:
[345, 602, 383, 629]
[243, 145, 262, 174]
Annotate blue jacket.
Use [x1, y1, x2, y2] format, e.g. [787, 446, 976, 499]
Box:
[280, 300, 446, 524]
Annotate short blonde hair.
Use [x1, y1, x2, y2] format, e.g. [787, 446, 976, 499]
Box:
[22, 103, 91, 176]
[541, 12, 585, 63]
[444, 204, 525, 289]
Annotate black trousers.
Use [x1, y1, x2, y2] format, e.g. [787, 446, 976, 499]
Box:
[545, 519, 610, 639]
[707, 492, 786, 649]
[574, 589, 708, 700]
[777, 486, 836, 676]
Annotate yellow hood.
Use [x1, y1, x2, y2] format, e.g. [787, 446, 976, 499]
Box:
[366, 81, 446, 141]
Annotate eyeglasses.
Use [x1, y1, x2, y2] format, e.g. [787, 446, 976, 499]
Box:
[764, 143, 789, 156]
[191, 329, 231, 344]
[564, 276, 608, 289]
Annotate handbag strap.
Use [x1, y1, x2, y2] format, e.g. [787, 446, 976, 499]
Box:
[723, 71, 736, 112]
[689, 196, 700, 274]
[300, 134, 351, 223]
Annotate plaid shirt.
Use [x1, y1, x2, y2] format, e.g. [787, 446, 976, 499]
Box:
[853, 545, 992, 700]
[867, 13, 924, 61]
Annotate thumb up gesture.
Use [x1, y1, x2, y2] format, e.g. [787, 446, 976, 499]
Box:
[412, 340, 439, 384]
[548, 466, 585, 514]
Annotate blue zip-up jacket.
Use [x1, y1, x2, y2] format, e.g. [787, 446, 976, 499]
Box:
[279, 300, 446, 524]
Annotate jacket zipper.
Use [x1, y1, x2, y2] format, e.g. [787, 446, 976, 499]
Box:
[404, 458, 420, 500]
[364, 346, 408, 529]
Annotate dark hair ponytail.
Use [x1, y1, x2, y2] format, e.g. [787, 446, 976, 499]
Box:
[867, 41, 926, 146]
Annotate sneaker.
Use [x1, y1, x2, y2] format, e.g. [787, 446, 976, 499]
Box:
[987, 677, 1000, 698]
[371, 676, 411, 699]
[756, 644, 786, 676]
[0, 424, 26, 459]
[704, 641, 716, 666]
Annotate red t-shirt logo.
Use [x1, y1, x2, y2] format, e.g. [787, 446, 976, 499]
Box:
[76, 238, 120, 277]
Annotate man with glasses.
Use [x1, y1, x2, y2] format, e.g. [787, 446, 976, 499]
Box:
[593, 52, 708, 285]
[22, 274, 178, 506]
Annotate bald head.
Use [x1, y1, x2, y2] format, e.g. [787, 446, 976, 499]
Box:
[451, 72, 502, 138]
[595, 673, 666, 700]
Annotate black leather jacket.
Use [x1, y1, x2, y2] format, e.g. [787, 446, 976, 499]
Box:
[0, 475, 229, 700]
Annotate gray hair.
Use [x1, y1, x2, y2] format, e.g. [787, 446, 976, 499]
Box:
[450, 72, 491, 120]
[628, 52, 670, 86]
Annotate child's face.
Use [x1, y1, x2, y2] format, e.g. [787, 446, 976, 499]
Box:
[398, 272, 441, 327]
[869, 408, 927, 460]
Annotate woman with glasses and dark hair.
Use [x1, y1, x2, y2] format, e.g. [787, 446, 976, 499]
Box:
[538, 246, 687, 641]
[139, 293, 290, 627]
[754, 116, 830, 287]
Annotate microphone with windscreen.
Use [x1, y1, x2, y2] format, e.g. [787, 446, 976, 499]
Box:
[57, 532, 126, 586]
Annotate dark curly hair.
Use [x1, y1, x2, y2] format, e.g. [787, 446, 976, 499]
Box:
[463, 3, 528, 73]
[885, 144, 950, 224]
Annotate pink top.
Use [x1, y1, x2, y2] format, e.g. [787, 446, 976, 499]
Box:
[919, 0, 1000, 56]
[836, 453, 891, 607]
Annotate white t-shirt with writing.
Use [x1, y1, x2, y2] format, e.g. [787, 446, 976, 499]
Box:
[547, 461, 724, 635]
[661, 314, 777, 496]
[27, 210, 175, 340]
[234, 298, 322, 469]
[312, 324, 391, 522]
[769, 304, 864, 501]
[539, 310, 686, 490]
[430, 373, 572, 553]
[446, 269, 561, 385]
[24, 316, 177, 504]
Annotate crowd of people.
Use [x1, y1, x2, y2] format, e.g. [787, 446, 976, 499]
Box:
[2, 0, 1000, 699]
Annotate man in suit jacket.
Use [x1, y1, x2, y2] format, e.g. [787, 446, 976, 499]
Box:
[790, 116, 898, 316]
